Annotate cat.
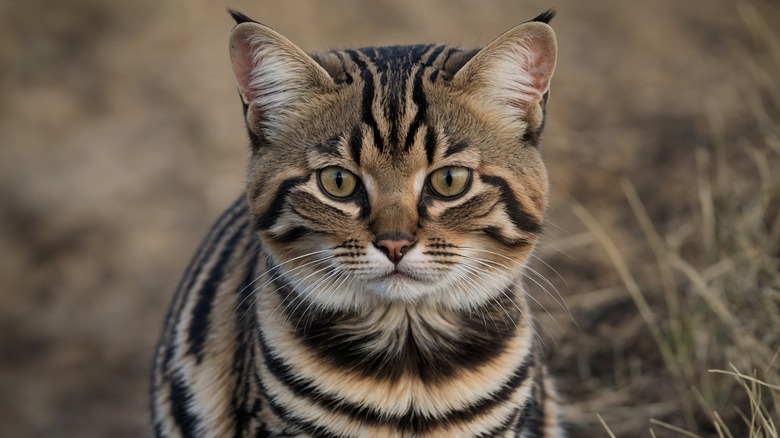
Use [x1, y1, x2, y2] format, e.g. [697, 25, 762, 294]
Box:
[151, 9, 562, 437]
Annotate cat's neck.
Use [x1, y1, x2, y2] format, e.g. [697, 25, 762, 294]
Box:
[255, 279, 532, 380]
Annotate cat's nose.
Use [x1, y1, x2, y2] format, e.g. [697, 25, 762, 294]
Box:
[374, 234, 414, 264]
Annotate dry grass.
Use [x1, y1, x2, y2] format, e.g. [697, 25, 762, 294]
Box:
[569, 3, 780, 435]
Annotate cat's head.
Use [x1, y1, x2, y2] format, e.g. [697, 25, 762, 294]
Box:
[228, 11, 557, 311]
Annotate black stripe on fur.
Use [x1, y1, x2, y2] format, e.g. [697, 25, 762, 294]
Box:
[258, 324, 534, 434]
[187, 219, 251, 362]
[161, 196, 248, 367]
[480, 174, 542, 235]
[277, 287, 520, 384]
[169, 376, 200, 436]
[255, 175, 311, 230]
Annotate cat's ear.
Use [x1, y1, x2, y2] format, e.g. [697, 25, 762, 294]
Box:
[229, 17, 335, 141]
[451, 20, 557, 130]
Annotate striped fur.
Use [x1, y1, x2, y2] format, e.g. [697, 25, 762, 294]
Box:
[152, 10, 563, 437]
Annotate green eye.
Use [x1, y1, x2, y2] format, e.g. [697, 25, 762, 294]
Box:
[429, 166, 471, 198]
[318, 166, 359, 199]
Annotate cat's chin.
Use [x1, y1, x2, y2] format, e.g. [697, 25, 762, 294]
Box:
[367, 272, 434, 303]
[368, 271, 427, 302]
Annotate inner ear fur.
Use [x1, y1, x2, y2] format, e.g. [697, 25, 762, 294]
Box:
[451, 21, 557, 126]
[229, 21, 336, 138]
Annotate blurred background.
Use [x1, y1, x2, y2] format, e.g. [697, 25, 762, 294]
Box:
[1, 0, 778, 436]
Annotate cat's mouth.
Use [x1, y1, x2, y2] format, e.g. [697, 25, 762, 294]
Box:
[368, 268, 435, 303]
[379, 268, 425, 283]
[382, 269, 412, 280]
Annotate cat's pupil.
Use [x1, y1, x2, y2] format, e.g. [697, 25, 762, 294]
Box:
[335, 172, 343, 188]
[445, 170, 453, 187]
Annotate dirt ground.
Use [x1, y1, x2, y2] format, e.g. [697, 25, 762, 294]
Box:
[1, 0, 777, 436]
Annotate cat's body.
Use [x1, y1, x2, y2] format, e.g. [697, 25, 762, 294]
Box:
[151, 10, 562, 437]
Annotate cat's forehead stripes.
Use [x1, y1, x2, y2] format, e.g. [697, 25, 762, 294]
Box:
[348, 125, 363, 165]
[443, 140, 470, 159]
[313, 135, 343, 158]
[323, 45, 461, 163]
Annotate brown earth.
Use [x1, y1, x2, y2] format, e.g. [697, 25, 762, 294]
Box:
[1, 0, 777, 436]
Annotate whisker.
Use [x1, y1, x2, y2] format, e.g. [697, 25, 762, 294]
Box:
[515, 272, 561, 329]
[458, 246, 570, 318]
[529, 252, 570, 288]
[260, 261, 337, 324]
[231, 251, 333, 317]
[520, 266, 568, 314]
[461, 261, 548, 348]
[460, 255, 561, 337]
[535, 237, 577, 262]
[455, 263, 519, 329]
[287, 267, 344, 330]
[300, 270, 353, 325]
[450, 274, 494, 334]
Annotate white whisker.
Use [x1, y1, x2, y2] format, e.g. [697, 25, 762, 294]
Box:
[231, 250, 333, 318]
[261, 261, 336, 324]
[456, 262, 523, 329]
[293, 269, 346, 329]
[458, 245, 570, 317]
[279, 264, 342, 326]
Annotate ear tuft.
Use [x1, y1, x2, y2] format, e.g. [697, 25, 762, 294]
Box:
[229, 21, 335, 140]
[528, 9, 556, 24]
[227, 9, 258, 25]
[452, 20, 557, 125]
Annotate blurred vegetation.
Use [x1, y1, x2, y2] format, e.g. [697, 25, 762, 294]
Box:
[569, 3, 780, 435]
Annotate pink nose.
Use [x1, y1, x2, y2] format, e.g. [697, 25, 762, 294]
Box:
[375, 238, 413, 264]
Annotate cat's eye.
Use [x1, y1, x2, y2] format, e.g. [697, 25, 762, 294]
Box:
[428, 166, 472, 198]
[318, 166, 359, 199]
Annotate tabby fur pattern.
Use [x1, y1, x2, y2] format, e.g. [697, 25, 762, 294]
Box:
[151, 9, 563, 437]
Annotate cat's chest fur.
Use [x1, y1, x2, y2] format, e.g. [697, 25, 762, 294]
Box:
[254, 294, 539, 435]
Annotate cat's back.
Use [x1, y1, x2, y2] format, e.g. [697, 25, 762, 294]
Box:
[151, 194, 266, 437]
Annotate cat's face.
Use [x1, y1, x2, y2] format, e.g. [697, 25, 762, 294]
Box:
[230, 20, 556, 311]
